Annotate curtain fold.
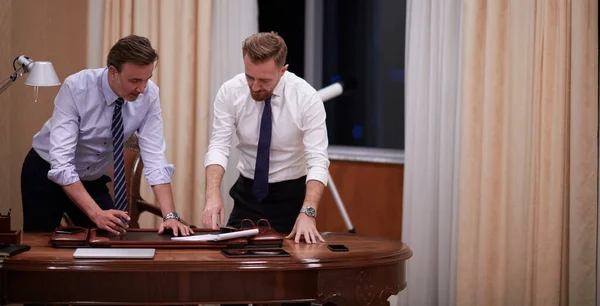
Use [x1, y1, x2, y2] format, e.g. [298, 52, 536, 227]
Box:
[102, 0, 213, 227]
[457, 1, 598, 305]
[567, 1, 598, 305]
[398, 0, 463, 305]
[209, 0, 258, 220]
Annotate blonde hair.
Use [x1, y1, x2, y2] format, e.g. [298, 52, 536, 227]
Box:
[242, 32, 288, 67]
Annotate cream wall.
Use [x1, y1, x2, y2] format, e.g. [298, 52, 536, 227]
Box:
[0, 0, 88, 230]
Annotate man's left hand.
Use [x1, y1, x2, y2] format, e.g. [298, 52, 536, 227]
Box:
[158, 219, 194, 237]
[286, 214, 325, 244]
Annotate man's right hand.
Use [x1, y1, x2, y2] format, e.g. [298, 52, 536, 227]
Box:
[202, 196, 225, 229]
[62, 181, 129, 235]
[90, 209, 130, 235]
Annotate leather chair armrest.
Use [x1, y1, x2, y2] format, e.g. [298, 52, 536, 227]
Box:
[136, 199, 162, 216]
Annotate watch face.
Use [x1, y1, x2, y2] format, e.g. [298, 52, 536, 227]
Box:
[164, 212, 180, 222]
[305, 207, 316, 217]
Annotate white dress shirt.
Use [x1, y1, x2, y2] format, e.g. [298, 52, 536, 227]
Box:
[32, 68, 174, 186]
[205, 71, 330, 185]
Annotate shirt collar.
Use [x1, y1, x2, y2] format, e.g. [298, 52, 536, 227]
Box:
[271, 71, 287, 98]
[101, 67, 120, 105]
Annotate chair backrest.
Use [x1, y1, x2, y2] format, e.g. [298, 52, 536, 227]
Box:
[124, 133, 174, 227]
[124, 133, 145, 228]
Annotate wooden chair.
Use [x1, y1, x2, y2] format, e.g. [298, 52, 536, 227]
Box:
[123, 133, 163, 228]
[123, 133, 196, 228]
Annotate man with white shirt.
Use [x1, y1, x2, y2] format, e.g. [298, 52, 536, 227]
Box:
[21, 35, 192, 237]
[203, 32, 330, 244]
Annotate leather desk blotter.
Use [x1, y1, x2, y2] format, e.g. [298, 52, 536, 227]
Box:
[87, 228, 249, 248]
[237, 219, 284, 248]
[49, 221, 284, 249]
[50, 226, 90, 248]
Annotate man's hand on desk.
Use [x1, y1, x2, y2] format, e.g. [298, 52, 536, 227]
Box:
[159, 219, 194, 237]
[202, 196, 225, 230]
[286, 213, 325, 244]
[90, 209, 130, 235]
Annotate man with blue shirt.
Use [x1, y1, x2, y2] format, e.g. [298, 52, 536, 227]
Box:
[21, 35, 192, 237]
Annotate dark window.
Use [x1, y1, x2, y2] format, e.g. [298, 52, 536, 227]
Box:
[258, 0, 406, 150]
[258, 0, 306, 78]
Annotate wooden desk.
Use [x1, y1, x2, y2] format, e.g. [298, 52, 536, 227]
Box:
[0, 232, 412, 305]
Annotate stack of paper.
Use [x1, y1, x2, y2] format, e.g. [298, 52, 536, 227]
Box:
[171, 228, 259, 242]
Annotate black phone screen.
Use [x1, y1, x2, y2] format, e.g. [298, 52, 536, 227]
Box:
[221, 249, 291, 258]
[327, 244, 349, 252]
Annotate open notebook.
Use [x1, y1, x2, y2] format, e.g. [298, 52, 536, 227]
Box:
[73, 248, 155, 259]
[170, 228, 259, 242]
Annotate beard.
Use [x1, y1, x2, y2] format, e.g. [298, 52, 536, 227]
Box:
[250, 88, 272, 101]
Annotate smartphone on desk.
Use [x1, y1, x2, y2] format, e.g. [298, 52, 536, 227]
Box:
[327, 244, 349, 252]
[221, 249, 291, 258]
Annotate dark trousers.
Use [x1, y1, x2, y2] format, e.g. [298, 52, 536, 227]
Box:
[226, 175, 309, 306]
[227, 174, 307, 234]
[21, 148, 114, 232]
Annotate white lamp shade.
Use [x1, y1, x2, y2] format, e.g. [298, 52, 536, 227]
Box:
[24, 61, 61, 87]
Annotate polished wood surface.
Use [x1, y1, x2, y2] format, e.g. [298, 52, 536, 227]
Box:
[0, 232, 412, 305]
[318, 161, 404, 240]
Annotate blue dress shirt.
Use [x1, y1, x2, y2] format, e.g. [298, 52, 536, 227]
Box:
[32, 68, 174, 186]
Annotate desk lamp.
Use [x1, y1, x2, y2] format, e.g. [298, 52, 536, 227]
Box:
[0, 55, 61, 100]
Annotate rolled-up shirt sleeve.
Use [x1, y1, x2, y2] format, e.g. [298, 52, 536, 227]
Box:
[302, 93, 330, 185]
[47, 79, 82, 186]
[137, 94, 175, 186]
[204, 84, 236, 170]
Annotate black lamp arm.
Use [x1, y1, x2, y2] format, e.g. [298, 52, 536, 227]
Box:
[0, 56, 29, 95]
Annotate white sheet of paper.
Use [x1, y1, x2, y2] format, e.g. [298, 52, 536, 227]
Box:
[73, 248, 155, 259]
[171, 234, 220, 242]
[171, 228, 259, 241]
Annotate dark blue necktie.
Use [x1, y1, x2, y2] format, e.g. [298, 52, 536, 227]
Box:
[253, 96, 272, 202]
[111, 97, 127, 211]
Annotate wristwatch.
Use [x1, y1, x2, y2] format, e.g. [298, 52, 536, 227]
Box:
[300, 207, 317, 218]
[163, 212, 181, 222]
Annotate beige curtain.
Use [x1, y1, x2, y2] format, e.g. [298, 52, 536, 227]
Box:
[457, 1, 598, 306]
[102, 0, 212, 227]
